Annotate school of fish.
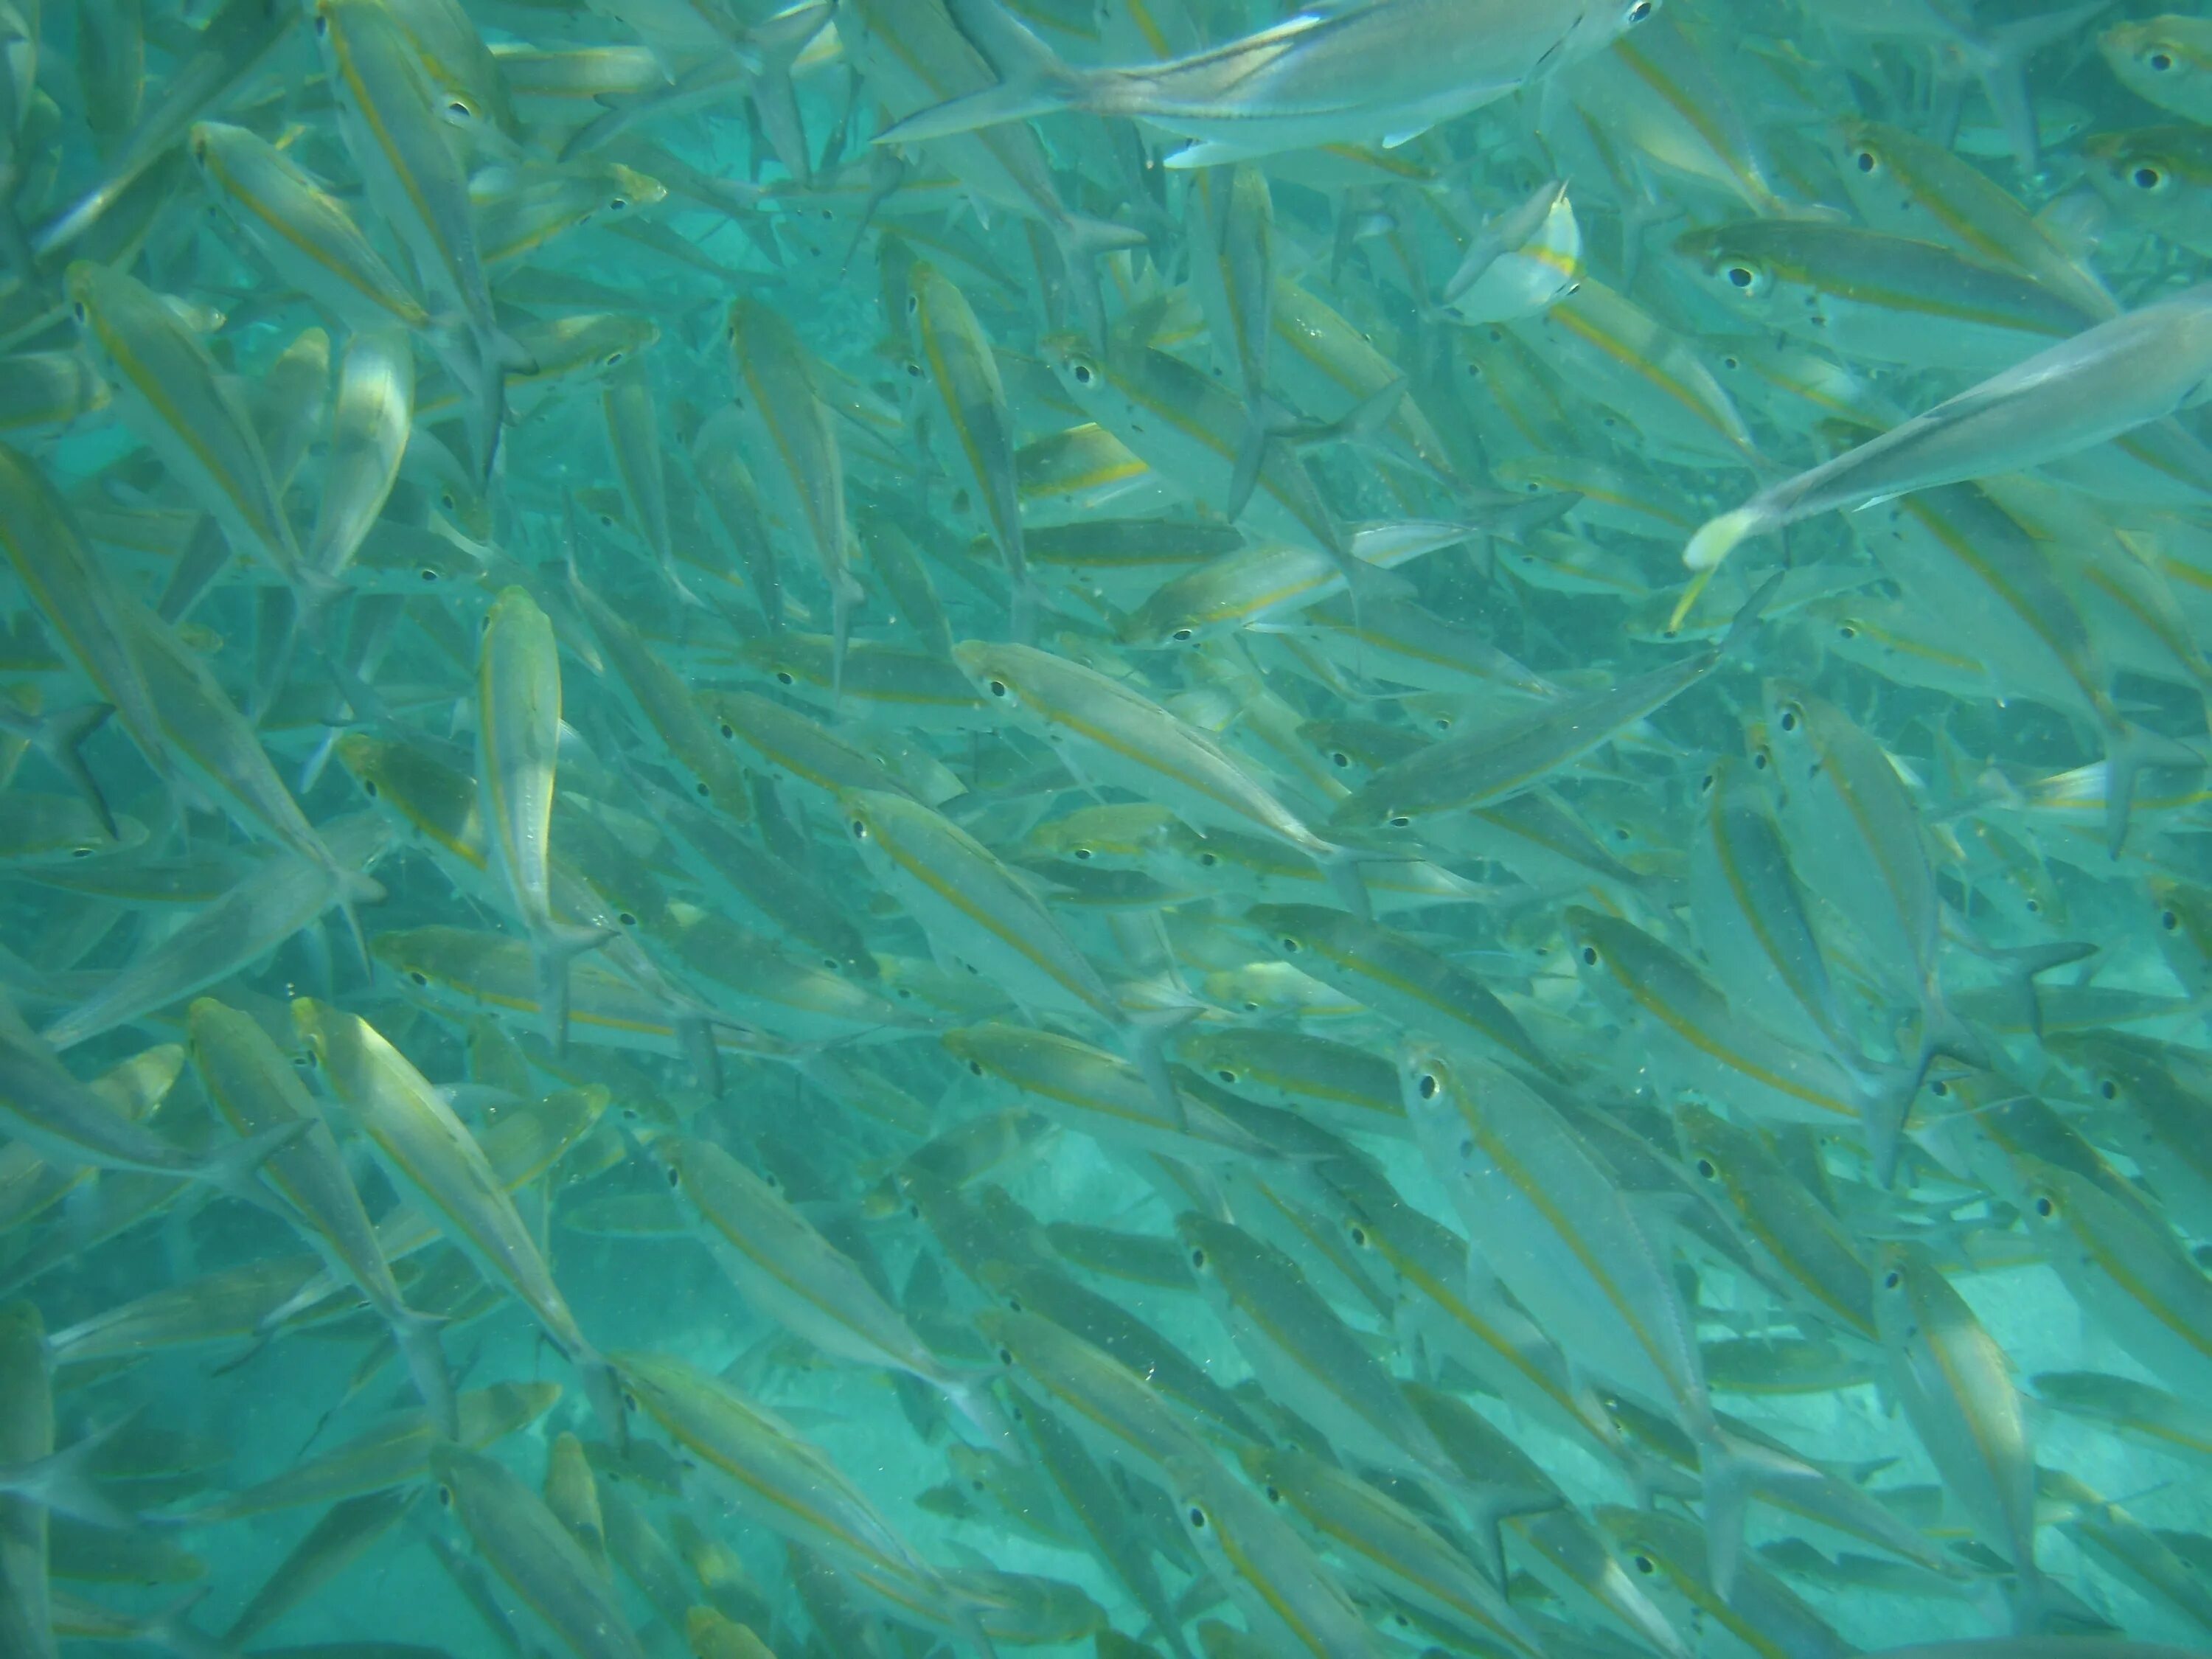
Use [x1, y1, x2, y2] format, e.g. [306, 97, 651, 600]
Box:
[3, 0, 2212, 1655]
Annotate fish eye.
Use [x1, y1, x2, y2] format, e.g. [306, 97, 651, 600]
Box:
[1883, 1270, 1902, 1289]
[1331, 751, 1351, 768]
[1197, 851, 1218, 866]
[72, 301, 86, 323]
[1388, 814, 1411, 828]
[1265, 1484, 1281, 1502]
[1695, 1158, 1717, 1178]
[1778, 707, 1798, 731]
[408, 970, 428, 987]
[362, 779, 379, 797]
[905, 362, 924, 379]
[720, 723, 735, 738]
[997, 1346, 1014, 1366]
[695, 782, 711, 797]
[907, 294, 919, 314]
[447, 100, 470, 119]
[1752, 750, 1770, 770]
[2034, 1194, 2056, 1218]
[1626, 0, 1653, 19]
[418, 567, 441, 582]
[2149, 49, 2174, 70]
[1930, 1079, 1949, 1096]
[1071, 363, 1096, 386]
[1189, 1247, 1206, 1268]
[1699, 771, 1714, 792]
[1172, 629, 1194, 641]
[1417, 1074, 1439, 1099]
[988, 680, 1008, 697]
[1855, 150, 1877, 173]
[1279, 936, 1300, 953]
[967, 1059, 984, 1076]
[69, 844, 93, 858]
[605, 351, 625, 367]
[666, 1166, 681, 1188]
[1580, 945, 1599, 967]
[2163, 908, 2180, 931]
[1074, 847, 1093, 860]
[1837, 624, 1856, 639]
[1348, 1225, 1367, 1247]
[622, 1391, 639, 1412]
[437, 1484, 452, 1506]
[314, 11, 327, 32]
[2100, 1078, 2118, 1100]
[1187, 1506, 1206, 1528]
[851, 818, 869, 839]
[2133, 165, 2166, 190]
[610, 197, 627, 211]
[775, 671, 794, 686]
[1725, 265, 1756, 289]
[618, 911, 638, 927]
[1633, 1554, 1657, 1575]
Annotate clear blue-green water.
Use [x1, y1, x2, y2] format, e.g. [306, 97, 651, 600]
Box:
[3, 2, 2212, 1656]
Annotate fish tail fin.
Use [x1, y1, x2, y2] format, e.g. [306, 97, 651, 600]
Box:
[327, 860, 387, 976]
[949, 1596, 1004, 1659]
[2008, 1556, 2051, 1634]
[193, 1118, 316, 1217]
[1009, 576, 1044, 646]
[532, 921, 616, 1054]
[1717, 568, 1786, 660]
[1969, 1, 2106, 174]
[577, 1352, 631, 1453]
[1122, 1018, 1190, 1132]
[945, 1370, 1021, 1458]
[1321, 846, 1376, 922]
[248, 597, 305, 728]
[1226, 412, 1270, 526]
[38, 701, 119, 841]
[676, 1010, 724, 1098]
[1864, 1035, 1936, 1189]
[2096, 712, 2203, 858]
[1974, 938, 2098, 1040]
[4, 1412, 145, 1530]
[1917, 968, 1990, 1071]
[1700, 1424, 1807, 1602]
[830, 568, 863, 712]
[393, 1307, 459, 1441]
[873, 0, 1089, 146]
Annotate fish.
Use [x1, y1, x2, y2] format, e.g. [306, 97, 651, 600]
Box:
[293, 998, 627, 1448]
[427, 1443, 647, 1659]
[1874, 1242, 2045, 1628]
[8, 0, 2212, 1651]
[654, 1134, 1009, 1444]
[877, 0, 1653, 168]
[476, 586, 613, 1049]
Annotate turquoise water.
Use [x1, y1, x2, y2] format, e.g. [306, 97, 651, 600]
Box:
[3, 1, 2212, 1656]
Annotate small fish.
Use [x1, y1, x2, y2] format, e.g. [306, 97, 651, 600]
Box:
[877, 0, 1653, 168]
[293, 998, 626, 1447]
[476, 587, 612, 1049]
[428, 1444, 647, 1659]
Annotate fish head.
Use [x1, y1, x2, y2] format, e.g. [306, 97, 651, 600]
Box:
[2100, 18, 2211, 111]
